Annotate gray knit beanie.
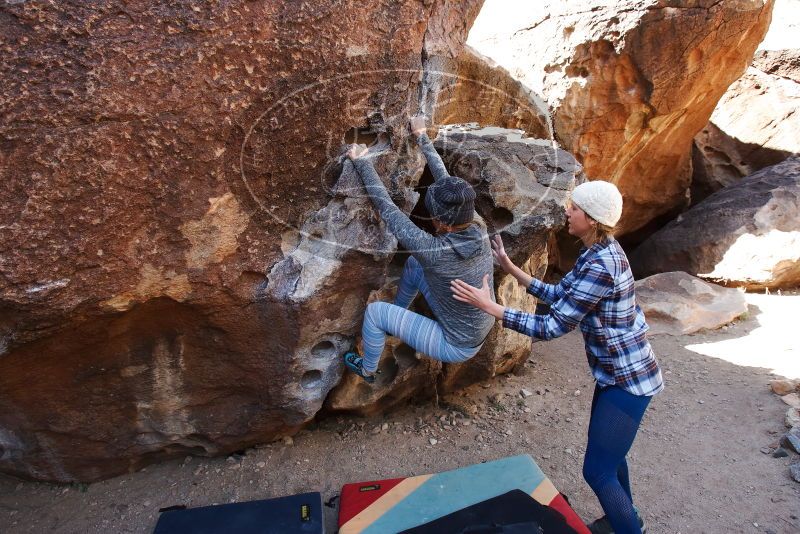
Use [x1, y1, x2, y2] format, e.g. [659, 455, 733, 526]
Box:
[425, 176, 476, 226]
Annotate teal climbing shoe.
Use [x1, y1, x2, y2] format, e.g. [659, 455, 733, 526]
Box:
[343, 352, 375, 384]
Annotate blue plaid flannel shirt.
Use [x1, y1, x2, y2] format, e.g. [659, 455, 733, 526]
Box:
[503, 238, 664, 396]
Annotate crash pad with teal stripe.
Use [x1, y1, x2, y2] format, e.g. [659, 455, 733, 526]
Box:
[363, 455, 544, 533]
[338, 454, 589, 533]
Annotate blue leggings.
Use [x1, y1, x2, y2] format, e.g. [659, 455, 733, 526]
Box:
[361, 257, 480, 372]
[583, 384, 651, 534]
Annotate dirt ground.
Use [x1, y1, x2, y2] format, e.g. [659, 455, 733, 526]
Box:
[1, 292, 799, 534]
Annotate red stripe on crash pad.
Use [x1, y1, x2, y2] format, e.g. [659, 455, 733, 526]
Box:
[338, 477, 406, 527]
[549, 493, 591, 534]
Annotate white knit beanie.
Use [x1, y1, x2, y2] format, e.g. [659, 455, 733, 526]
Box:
[570, 181, 623, 227]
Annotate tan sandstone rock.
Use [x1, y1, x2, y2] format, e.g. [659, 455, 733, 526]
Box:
[468, 0, 775, 234]
[783, 393, 800, 410]
[433, 46, 550, 139]
[0, 0, 485, 482]
[771, 379, 800, 396]
[631, 157, 800, 290]
[692, 49, 800, 203]
[636, 272, 748, 335]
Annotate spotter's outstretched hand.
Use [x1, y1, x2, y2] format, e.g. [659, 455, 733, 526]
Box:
[451, 274, 492, 310]
[491, 234, 514, 273]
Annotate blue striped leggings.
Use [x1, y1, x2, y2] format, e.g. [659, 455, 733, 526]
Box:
[361, 256, 481, 373]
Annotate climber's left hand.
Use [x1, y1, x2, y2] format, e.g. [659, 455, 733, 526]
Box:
[346, 144, 369, 160]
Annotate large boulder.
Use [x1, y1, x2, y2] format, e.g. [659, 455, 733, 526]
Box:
[631, 157, 800, 290]
[753, 48, 800, 81]
[0, 0, 486, 482]
[432, 46, 550, 139]
[467, 0, 775, 234]
[325, 125, 581, 412]
[692, 48, 800, 203]
[636, 272, 748, 335]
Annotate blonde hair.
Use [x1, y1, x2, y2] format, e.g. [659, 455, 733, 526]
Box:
[583, 218, 615, 246]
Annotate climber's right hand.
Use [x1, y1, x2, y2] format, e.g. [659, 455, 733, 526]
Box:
[346, 144, 369, 160]
[491, 234, 514, 273]
[409, 116, 427, 136]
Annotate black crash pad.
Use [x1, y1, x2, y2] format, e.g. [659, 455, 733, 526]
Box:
[400, 489, 578, 534]
[153, 491, 324, 534]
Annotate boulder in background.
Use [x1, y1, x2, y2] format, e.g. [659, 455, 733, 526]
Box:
[636, 272, 748, 335]
[631, 157, 800, 290]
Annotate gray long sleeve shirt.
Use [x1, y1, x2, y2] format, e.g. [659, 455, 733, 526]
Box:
[351, 133, 496, 349]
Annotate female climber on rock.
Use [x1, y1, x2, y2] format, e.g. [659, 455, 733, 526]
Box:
[450, 181, 663, 534]
[342, 116, 496, 384]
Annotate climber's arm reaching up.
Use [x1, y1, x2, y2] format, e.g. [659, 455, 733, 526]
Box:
[347, 144, 438, 260]
[409, 116, 449, 182]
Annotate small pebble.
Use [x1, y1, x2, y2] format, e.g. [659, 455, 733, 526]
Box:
[772, 448, 789, 459]
[429, 438, 438, 445]
[282, 436, 294, 446]
[573, 390, 581, 397]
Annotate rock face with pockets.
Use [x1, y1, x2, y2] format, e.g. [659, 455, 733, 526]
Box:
[692, 49, 800, 204]
[0, 0, 486, 482]
[631, 157, 800, 290]
[467, 0, 775, 234]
